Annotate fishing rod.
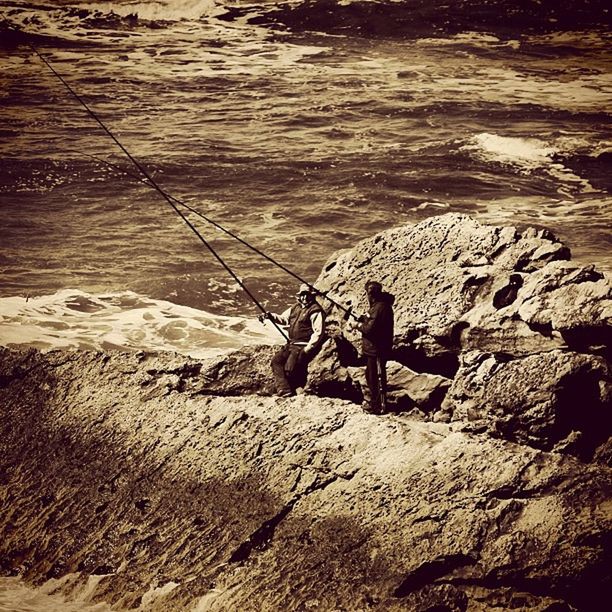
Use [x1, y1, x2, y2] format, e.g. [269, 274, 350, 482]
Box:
[25, 30, 359, 322]
[61, 149, 361, 323]
[26, 40, 291, 342]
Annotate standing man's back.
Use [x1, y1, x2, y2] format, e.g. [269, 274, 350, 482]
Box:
[359, 280, 394, 413]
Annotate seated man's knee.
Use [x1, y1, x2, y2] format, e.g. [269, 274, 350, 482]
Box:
[271, 348, 288, 369]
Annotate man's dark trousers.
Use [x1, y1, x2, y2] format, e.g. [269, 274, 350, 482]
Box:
[365, 355, 387, 413]
[271, 344, 308, 395]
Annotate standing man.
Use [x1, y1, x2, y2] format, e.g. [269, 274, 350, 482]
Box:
[358, 280, 394, 414]
[261, 284, 325, 397]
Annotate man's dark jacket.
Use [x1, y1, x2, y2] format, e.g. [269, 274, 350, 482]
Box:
[288, 302, 323, 343]
[360, 292, 394, 357]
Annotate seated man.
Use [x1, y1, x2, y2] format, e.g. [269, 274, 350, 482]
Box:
[261, 284, 325, 397]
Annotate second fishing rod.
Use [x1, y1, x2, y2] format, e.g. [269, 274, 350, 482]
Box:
[27, 35, 360, 324]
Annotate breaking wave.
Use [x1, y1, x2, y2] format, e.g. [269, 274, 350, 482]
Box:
[3, 1, 610, 38]
[461, 133, 558, 171]
[86, 0, 218, 21]
[0, 290, 281, 358]
[237, 0, 611, 38]
[460, 132, 601, 193]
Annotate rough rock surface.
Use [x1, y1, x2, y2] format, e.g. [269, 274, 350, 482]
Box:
[348, 361, 451, 413]
[440, 350, 612, 460]
[194, 344, 278, 396]
[195, 214, 611, 460]
[1, 348, 611, 611]
[315, 215, 610, 365]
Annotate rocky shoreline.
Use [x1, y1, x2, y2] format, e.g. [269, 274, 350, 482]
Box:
[198, 214, 611, 462]
[1, 214, 610, 610]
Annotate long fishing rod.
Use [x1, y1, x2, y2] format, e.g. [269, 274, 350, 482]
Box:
[27, 40, 291, 341]
[62, 150, 360, 323]
[27, 32, 359, 322]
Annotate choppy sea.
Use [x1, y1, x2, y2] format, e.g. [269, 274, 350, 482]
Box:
[0, 0, 610, 358]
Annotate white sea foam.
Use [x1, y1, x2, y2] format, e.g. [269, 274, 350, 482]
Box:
[0, 576, 112, 612]
[0, 289, 282, 358]
[461, 133, 597, 193]
[462, 133, 558, 169]
[139, 580, 180, 608]
[417, 31, 520, 50]
[84, 0, 217, 21]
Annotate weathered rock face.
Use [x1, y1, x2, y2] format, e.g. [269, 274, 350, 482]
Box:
[1, 348, 611, 611]
[315, 214, 610, 365]
[194, 214, 611, 461]
[440, 350, 612, 460]
[348, 361, 451, 413]
[194, 344, 278, 396]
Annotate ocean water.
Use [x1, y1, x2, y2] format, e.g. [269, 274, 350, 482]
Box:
[0, 0, 611, 359]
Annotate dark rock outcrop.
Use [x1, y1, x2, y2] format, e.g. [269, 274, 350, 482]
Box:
[318, 215, 610, 459]
[439, 350, 612, 461]
[1, 347, 611, 611]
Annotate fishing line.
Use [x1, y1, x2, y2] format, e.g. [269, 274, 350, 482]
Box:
[61, 147, 360, 323]
[25, 31, 359, 326]
[27, 41, 290, 341]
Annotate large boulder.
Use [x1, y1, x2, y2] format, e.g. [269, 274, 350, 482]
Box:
[314, 214, 611, 369]
[306, 335, 361, 399]
[439, 349, 612, 461]
[192, 344, 277, 396]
